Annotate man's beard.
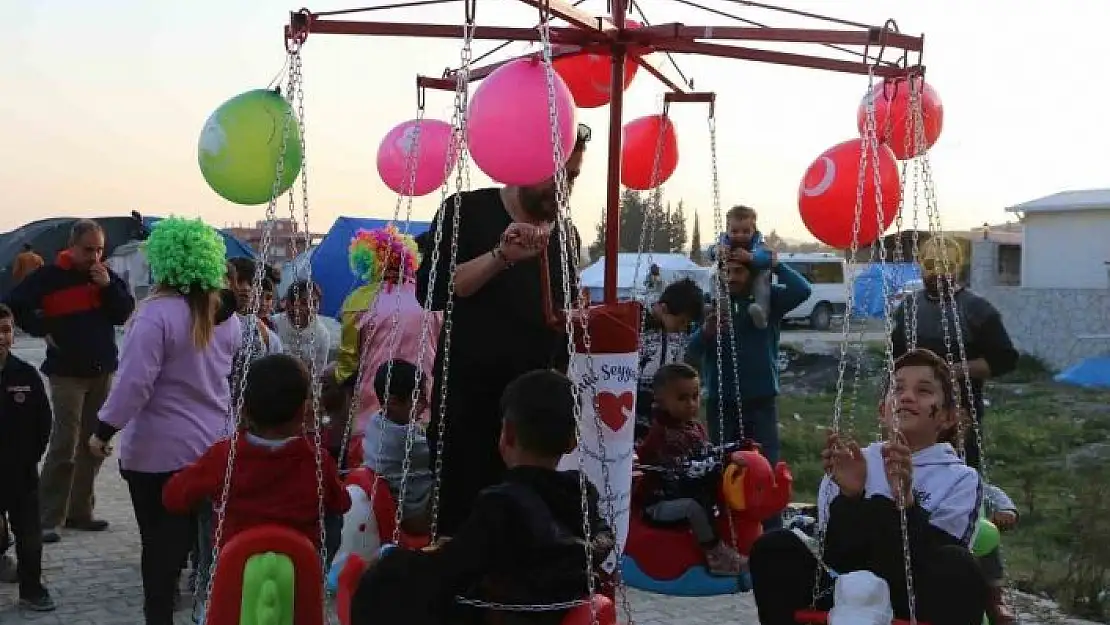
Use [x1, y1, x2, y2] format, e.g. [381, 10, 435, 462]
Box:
[520, 189, 558, 222]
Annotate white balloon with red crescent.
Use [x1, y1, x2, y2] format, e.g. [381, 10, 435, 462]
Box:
[802, 156, 837, 198]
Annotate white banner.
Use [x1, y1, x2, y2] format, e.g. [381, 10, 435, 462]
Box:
[559, 351, 638, 555]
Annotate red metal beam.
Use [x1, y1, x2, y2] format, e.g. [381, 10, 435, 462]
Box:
[656, 39, 918, 79]
[602, 0, 628, 305]
[630, 23, 922, 51]
[297, 17, 598, 44]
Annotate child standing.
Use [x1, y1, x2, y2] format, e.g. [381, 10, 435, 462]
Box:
[273, 280, 331, 377]
[0, 304, 56, 611]
[637, 363, 743, 576]
[352, 370, 615, 625]
[715, 205, 774, 329]
[363, 360, 435, 535]
[163, 354, 351, 548]
[749, 349, 988, 625]
[981, 484, 1018, 625]
[636, 278, 705, 440]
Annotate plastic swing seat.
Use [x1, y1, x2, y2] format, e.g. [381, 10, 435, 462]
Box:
[344, 467, 431, 550]
[206, 525, 325, 625]
[794, 610, 929, 625]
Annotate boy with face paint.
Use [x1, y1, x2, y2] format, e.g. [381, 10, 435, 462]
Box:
[748, 349, 989, 625]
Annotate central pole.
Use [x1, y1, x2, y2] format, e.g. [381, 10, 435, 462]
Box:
[602, 0, 627, 304]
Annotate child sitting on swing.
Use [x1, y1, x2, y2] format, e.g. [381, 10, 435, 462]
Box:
[362, 359, 435, 535]
[748, 348, 989, 625]
[164, 354, 352, 548]
[637, 363, 744, 576]
[351, 369, 614, 625]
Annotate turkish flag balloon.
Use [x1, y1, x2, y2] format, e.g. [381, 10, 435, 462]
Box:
[798, 139, 901, 249]
[554, 53, 639, 109]
[857, 77, 943, 160]
[621, 114, 678, 190]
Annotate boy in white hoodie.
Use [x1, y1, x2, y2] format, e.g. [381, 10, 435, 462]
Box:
[749, 348, 989, 625]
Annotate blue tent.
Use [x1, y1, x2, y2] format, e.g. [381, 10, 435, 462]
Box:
[305, 217, 432, 318]
[851, 262, 922, 318]
[1055, 356, 1110, 389]
[143, 216, 255, 259]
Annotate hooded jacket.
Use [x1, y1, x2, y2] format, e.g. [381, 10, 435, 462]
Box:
[4, 251, 134, 377]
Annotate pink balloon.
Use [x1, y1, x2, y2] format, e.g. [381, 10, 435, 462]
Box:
[467, 57, 578, 186]
[376, 119, 457, 197]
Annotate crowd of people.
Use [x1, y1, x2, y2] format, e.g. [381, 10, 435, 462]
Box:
[0, 124, 1022, 625]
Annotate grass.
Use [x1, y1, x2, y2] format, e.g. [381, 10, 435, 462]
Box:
[774, 368, 1110, 621]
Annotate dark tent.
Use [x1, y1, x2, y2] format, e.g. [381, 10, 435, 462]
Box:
[0, 215, 254, 295]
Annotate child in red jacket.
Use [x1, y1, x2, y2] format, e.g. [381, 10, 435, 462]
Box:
[164, 354, 352, 549]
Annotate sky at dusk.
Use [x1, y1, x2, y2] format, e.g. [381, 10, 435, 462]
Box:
[2, 0, 1108, 245]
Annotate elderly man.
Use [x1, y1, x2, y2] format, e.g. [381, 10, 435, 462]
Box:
[416, 123, 591, 537]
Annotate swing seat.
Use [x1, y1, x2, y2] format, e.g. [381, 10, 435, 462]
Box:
[206, 525, 324, 625]
[794, 609, 933, 625]
[345, 467, 431, 549]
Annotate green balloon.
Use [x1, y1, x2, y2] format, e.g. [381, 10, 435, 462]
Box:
[971, 518, 1001, 556]
[198, 89, 304, 206]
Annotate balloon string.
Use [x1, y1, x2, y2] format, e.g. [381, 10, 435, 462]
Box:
[267, 57, 291, 90]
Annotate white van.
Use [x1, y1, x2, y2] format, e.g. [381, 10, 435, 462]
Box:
[776, 252, 848, 330]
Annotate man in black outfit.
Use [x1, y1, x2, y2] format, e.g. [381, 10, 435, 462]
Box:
[416, 123, 591, 537]
[890, 237, 1019, 470]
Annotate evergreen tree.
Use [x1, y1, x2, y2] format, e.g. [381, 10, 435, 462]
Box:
[690, 212, 703, 264]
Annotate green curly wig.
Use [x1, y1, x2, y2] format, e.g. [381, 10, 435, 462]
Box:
[143, 217, 227, 293]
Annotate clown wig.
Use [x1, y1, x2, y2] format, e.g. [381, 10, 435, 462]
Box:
[349, 224, 420, 285]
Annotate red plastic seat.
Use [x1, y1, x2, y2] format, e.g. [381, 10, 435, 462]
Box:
[207, 525, 324, 625]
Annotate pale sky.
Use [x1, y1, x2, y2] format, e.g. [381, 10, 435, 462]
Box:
[2, 0, 1107, 245]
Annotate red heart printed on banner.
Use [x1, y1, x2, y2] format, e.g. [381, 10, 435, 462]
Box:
[596, 391, 634, 432]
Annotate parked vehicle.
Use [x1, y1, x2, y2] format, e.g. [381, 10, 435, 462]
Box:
[777, 252, 848, 330]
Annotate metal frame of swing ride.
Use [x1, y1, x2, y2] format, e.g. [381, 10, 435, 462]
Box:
[283, 0, 927, 304]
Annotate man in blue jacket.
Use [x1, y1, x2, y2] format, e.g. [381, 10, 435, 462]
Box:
[687, 255, 811, 484]
[5, 219, 135, 543]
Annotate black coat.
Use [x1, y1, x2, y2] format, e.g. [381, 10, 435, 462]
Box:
[0, 354, 52, 501]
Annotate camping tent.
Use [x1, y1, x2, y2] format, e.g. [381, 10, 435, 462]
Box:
[1055, 356, 1110, 390]
[579, 253, 713, 302]
[279, 217, 432, 319]
[850, 262, 921, 318]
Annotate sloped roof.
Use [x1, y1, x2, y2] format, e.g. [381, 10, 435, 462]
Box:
[1007, 189, 1110, 214]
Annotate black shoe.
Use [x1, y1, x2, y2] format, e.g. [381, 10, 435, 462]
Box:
[42, 528, 61, 543]
[0, 554, 17, 583]
[64, 518, 109, 532]
[19, 591, 57, 612]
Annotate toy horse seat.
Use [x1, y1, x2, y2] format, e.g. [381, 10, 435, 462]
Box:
[206, 525, 324, 625]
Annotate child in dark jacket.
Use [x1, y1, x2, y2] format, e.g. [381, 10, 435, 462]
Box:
[164, 354, 351, 549]
[636, 278, 705, 440]
[637, 363, 743, 576]
[0, 304, 56, 611]
[352, 370, 615, 625]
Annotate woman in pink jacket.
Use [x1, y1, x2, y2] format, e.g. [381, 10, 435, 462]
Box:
[346, 226, 441, 436]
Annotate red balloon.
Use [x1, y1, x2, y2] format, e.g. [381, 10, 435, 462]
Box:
[621, 114, 678, 190]
[554, 53, 639, 108]
[562, 595, 617, 625]
[798, 139, 901, 249]
[857, 77, 943, 160]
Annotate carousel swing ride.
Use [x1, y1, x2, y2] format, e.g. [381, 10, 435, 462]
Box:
[185, 0, 1013, 624]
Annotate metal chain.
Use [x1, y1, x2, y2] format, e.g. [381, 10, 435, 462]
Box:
[810, 69, 875, 607]
[455, 597, 589, 612]
[425, 18, 474, 542]
[199, 48, 302, 620]
[861, 73, 919, 625]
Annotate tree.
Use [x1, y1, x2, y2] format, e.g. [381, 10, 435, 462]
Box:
[689, 212, 703, 264]
[588, 191, 691, 260]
